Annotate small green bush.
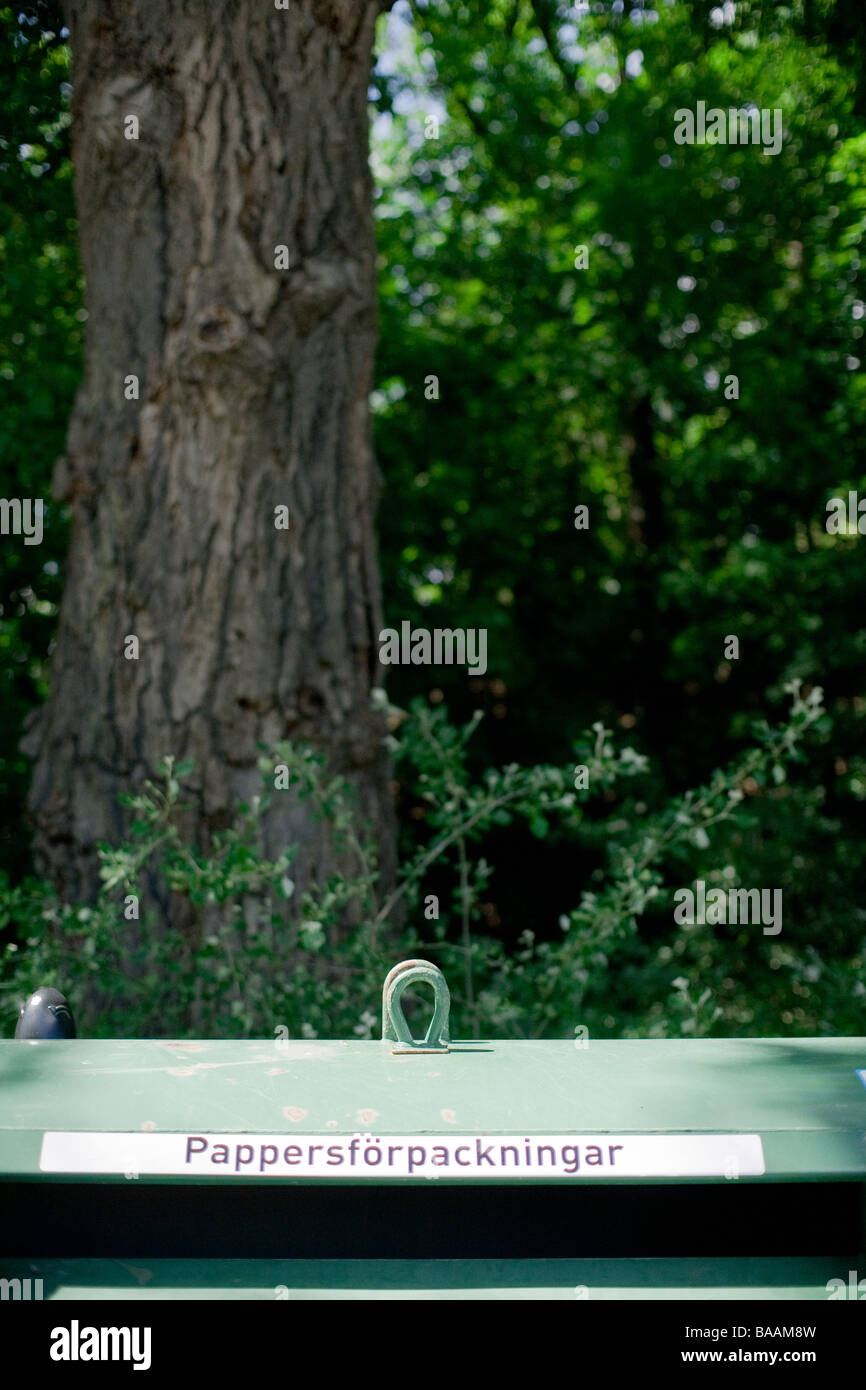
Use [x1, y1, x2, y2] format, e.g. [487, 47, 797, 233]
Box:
[4, 680, 860, 1040]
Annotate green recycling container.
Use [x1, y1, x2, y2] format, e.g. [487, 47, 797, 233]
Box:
[1, 961, 864, 1300]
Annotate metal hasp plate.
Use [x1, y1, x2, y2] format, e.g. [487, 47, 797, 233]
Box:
[1, 961, 864, 1300]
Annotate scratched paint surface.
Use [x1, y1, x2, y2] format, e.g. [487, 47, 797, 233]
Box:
[1, 1038, 865, 1179]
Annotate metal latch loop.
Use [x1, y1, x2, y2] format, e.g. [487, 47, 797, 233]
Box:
[382, 959, 450, 1054]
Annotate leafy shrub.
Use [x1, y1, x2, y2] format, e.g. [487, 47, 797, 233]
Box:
[4, 679, 859, 1041]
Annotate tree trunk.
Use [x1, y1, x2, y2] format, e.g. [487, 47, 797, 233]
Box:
[24, 1, 396, 943]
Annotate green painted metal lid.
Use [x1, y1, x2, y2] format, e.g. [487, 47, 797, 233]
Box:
[2, 1036, 865, 1183]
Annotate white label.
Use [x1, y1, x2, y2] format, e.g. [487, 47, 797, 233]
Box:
[39, 1131, 765, 1179]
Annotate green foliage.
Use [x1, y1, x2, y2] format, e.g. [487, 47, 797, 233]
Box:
[371, 0, 866, 965]
[4, 684, 857, 1041]
[375, 3, 866, 699]
[0, 2, 80, 871]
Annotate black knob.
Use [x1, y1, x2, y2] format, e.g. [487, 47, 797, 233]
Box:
[15, 988, 76, 1039]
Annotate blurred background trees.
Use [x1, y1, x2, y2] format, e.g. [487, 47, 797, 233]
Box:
[2, 0, 864, 1036]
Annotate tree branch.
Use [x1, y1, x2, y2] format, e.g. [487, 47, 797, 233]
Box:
[528, 0, 578, 91]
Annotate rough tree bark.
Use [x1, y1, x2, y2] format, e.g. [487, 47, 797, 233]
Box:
[24, 1, 396, 943]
